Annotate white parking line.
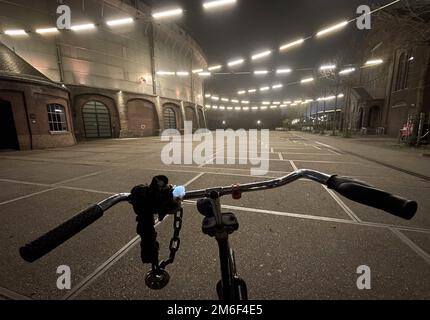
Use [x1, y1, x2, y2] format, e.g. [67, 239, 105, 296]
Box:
[323, 186, 362, 222]
[0, 188, 58, 206]
[289, 160, 298, 171]
[0, 286, 32, 300]
[390, 228, 430, 265]
[278, 153, 284, 160]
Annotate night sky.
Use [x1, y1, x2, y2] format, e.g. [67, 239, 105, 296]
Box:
[141, 0, 387, 127]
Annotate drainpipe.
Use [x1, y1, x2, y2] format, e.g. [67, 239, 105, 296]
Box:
[148, 21, 157, 95]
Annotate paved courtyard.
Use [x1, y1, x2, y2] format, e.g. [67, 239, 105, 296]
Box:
[0, 131, 429, 300]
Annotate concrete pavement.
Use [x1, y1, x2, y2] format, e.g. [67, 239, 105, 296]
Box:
[0, 132, 429, 300]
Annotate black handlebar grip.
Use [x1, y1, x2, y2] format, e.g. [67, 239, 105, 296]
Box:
[20, 204, 104, 263]
[327, 175, 417, 220]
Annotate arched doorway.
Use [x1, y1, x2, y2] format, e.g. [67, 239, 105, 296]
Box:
[0, 99, 19, 150]
[163, 107, 177, 129]
[82, 101, 112, 138]
[127, 99, 159, 137]
[198, 108, 206, 128]
[357, 108, 364, 129]
[368, 106, 380, 129]
[185, 106, 198, 130]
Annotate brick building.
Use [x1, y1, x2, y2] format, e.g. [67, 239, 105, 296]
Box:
[344, 6, 430, 137]
[0, 0, 208, 150]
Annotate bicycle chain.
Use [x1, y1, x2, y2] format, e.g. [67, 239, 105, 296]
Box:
[158, 207, 183, 270]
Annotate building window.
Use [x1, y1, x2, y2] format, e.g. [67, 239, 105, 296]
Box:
[394, 51, 411, 91]
[47, 104, 68, 132]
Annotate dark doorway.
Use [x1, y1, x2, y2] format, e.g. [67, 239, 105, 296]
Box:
[0, 100, 19, 150]
[163, 107, 177, 130]
[368, 106, 381, 129]
[82, 101, 112, 138]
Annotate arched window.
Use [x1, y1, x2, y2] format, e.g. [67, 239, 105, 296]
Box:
[395, 51, 411, 91]
[47, 104, 68, 132]
[82, 101, 112, 138]
[163, 107, 177, 129]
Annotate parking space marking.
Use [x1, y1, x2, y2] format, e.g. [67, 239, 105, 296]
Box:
[0, 188, 58, 206]
[52, 170, 112, 186]
[323, 186, 362, 222]
[0, 286, 32, 300]
[390, 228, 430, 265]
[289, 160, 298, 171]
[62, 232, 144, 300]
[327, 149, 342, 155]
[182, 200, 430, 235]
[278, 153, 283, 160]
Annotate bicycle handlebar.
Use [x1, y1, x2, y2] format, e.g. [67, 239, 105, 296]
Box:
[19, 169, 417, 263]
[327, 175, 417, 220]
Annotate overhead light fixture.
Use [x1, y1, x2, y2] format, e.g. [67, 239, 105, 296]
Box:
[192, 68, 204, 74]
[4, 29, 27, 36]
[283, 101, 292, 104]
[231, 99, 239, 103]
[208, 65, 222, 71]
[280, 104, 287, 108]
[248, 89, 257, 93]
[365, 59, 384, 66]
[238, 90, 246, 95]
[176, 71, 189, 76]
[243, 107, 250, 111]
[198, 72, 211, 77]
[203, 0, 237, 10]
[276, 68, 292, 74]
[262, 101, 271, 105]
[320, 64, 337, 71]
[228, 59, 244, 67]
[152, 8, 183, 19]
[235, 107, 242, 111]
[254, 70, 269, 75]
[252, 106, 258, 110]
[301, 77, 314, 84]
[106, 17, 134, 27]
[71, 23, 96, 31]
[260, 86, 270, 91]
[272, 84, 283, 89]
[220, 106, 226, 110]
[279, 38, 305, 51]
[273, 101, 281, 105]
[339, 67, 356, 75]
[212, 105, 219, 110]
[251, 50, 272, 60]
[35, 27, 59, 34]
[156, 71, 175, 75]
[316, 21, 349, 37]
[221, 98, 229, 102]
[337, 93, 345, 98]
[270, 105, 278, 109]
[260, 107, 268, 111]
[241, 100, 250, 104]
[205, 94, 211, 98]
[227, 107, 233, 110]
[211, 96, 219, 101]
